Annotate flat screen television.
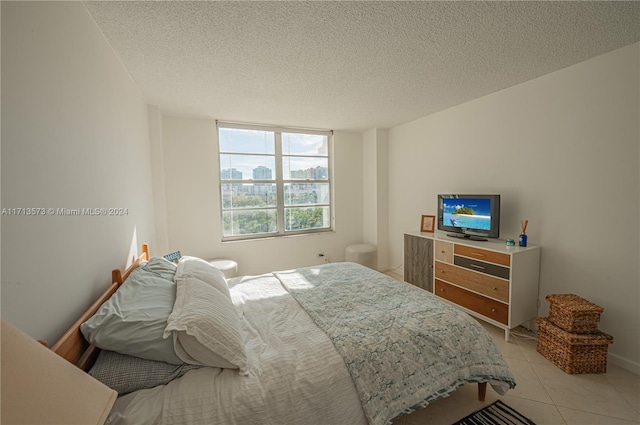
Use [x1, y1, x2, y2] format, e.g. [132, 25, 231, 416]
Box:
[437, 194, 500, 241]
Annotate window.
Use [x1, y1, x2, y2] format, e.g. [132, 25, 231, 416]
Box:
[218, 122, 333, 240]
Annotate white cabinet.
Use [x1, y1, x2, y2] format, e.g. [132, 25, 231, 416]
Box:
[404, 232, 540, 341]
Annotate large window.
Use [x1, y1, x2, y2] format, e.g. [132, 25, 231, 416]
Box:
[218, 122, 333, 240]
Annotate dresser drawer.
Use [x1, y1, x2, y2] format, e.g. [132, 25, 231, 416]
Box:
[435, 262, 509, 303]
[435, 240, 453, 264]
[454, 245, 510, 267]
[435, 279, 509, 325]
[454, 256, 510, 279]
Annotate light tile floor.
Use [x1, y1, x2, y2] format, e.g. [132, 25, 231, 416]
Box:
[385, 273, 640, 425]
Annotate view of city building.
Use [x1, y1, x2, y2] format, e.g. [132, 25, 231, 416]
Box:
[220, 165, 329, 197]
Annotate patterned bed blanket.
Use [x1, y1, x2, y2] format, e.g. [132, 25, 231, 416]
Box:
[274, 262, 515, 425]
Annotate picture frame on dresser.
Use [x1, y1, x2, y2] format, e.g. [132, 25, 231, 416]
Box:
[420, 215, 435, 233]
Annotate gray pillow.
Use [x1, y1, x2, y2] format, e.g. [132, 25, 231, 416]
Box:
[139, 256, 177, 281]
[89, 350, 200, 395]
[80, 265, 181, 364]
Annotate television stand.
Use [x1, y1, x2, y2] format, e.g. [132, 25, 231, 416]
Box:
[404, 232, 541, 341]
[446, 233, 488, 242]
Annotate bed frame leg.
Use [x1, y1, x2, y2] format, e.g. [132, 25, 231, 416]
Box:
[477, 382, 487, 401]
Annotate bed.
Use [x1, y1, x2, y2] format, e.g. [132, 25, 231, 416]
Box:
[52, 244, 515, 425]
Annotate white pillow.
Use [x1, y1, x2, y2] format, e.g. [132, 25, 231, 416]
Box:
[81, 266, 182, 365]
[164, 276, 247, 373]
[172, 332, 237, 369]
[175, 256, 231, 298]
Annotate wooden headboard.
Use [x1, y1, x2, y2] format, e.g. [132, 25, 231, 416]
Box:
[50, 244, 150, 370]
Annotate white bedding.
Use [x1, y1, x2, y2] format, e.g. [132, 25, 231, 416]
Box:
[106, 273, 368, 425]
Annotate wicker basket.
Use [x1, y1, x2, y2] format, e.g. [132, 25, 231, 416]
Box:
[546, 293, 603, 333]
[536, 317, 613, 374]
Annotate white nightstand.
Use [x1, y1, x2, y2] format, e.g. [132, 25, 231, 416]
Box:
[208, 259, 238, 278]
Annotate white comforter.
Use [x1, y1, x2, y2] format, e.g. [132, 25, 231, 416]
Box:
[106, 273, 368, 425]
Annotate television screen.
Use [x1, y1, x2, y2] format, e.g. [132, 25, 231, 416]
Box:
[437, 194, 500, 240]
[442, 198, 492, 231]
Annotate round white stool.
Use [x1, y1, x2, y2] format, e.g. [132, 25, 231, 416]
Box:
[345, 244, 378, 270]
[208, 259, 238, 278]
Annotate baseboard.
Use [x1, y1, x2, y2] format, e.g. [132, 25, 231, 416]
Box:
[520, 319, 537, 331]
[383, 271, 403, 282]
[380, 263, 403, 275]
[608, 352, 640, 375]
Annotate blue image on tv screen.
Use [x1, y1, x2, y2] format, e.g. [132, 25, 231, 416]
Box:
[442, 198, 491, 231]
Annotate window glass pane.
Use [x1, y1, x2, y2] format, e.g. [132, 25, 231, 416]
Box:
[219, 128, 274, 154]
[220, 154, 276, 181]
[284, 206, 330, 231]
[222, 183, 277, 208]
[282, 133, 328, 156]
[284, 183, 330, 206]
[223, 209, 277, 237]
[282, 156, 329, 180]
[218, 123, 332, 240]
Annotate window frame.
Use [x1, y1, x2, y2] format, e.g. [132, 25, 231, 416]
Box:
[217, 121, 334, 242]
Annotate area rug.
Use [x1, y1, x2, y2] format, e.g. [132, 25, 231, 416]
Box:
[453, 400, 536, 425]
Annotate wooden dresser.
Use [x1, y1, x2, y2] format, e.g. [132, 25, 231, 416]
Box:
[404, 232, 540, 340]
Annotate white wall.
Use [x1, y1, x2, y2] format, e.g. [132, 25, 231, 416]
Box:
[388, 43, 640, 372]
[148, 105, 170, 255]
[363, 129, 390, 270]
[1, 2, 156, 343]
[159, 115, 364, 275]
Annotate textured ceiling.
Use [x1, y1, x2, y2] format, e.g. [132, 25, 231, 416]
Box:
[84, 1, 640, 132]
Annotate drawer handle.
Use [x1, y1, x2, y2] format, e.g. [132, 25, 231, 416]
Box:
[492, 287, 498, 291]
[470, 252, 486, 257]
[441, 250, 446, 254]
[491, 308, 497, 312]
[440, 288, 445, 293]
[469, 264, 485, 270]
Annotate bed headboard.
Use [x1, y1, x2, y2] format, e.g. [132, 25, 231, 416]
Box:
[50, 244, 150, 370]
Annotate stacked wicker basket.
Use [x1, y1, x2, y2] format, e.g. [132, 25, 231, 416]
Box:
[536, 294, 613, 374]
